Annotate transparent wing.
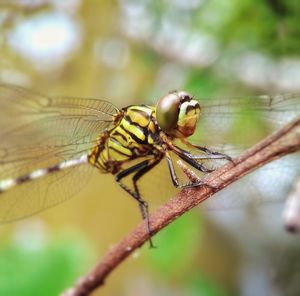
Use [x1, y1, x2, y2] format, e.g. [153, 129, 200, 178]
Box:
[0, 162, 95, 223]
[195, 94, 300, 151]
[0, 83, 118, 222]
[191, 94, 300, 209]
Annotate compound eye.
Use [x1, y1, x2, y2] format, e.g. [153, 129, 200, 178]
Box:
[177, 91, 192, 102]
[156, 93, 180, 132]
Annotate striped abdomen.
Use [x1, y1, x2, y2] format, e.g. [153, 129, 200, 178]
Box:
[0, 155, 88, 194]
[88, 105, 159, 174]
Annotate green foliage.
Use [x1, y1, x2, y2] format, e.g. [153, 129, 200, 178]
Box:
[186, 273, 230, 296]
[0, 233, 93, 296]
[145, 213, 232, 296]
[146, 212, 203, 277]
[185, 70, 227, 97]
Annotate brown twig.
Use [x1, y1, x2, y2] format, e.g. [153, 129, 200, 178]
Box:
[63, 117, 300, 296]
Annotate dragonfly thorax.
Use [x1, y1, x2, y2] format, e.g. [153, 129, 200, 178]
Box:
[88, 105, 161, 174]
[156, 91, 201, 138]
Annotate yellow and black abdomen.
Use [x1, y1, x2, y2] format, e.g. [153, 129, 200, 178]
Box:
[88, 105, 159, 174]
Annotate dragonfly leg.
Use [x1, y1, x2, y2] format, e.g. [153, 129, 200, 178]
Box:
[179, 140, 232, 161]
[165, 152, 205, 189]
[171, 146, 214, 174]
[115, 156, 162, 247]
[190, 144, 232, 161]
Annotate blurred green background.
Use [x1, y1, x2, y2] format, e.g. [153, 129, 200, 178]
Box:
[0, 1, 300, 295]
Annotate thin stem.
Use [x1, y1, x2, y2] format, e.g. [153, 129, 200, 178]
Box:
[62, 117, 300, 296]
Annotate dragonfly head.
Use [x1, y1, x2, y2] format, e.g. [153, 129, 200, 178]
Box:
[156, 91, 200, 138]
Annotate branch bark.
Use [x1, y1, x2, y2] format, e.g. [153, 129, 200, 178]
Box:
[63, 117, 300, 296]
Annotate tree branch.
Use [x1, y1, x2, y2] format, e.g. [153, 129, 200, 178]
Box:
[63, 117, 300, 296]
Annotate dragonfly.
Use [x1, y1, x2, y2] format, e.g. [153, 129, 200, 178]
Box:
[0, 83, 299, 245]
